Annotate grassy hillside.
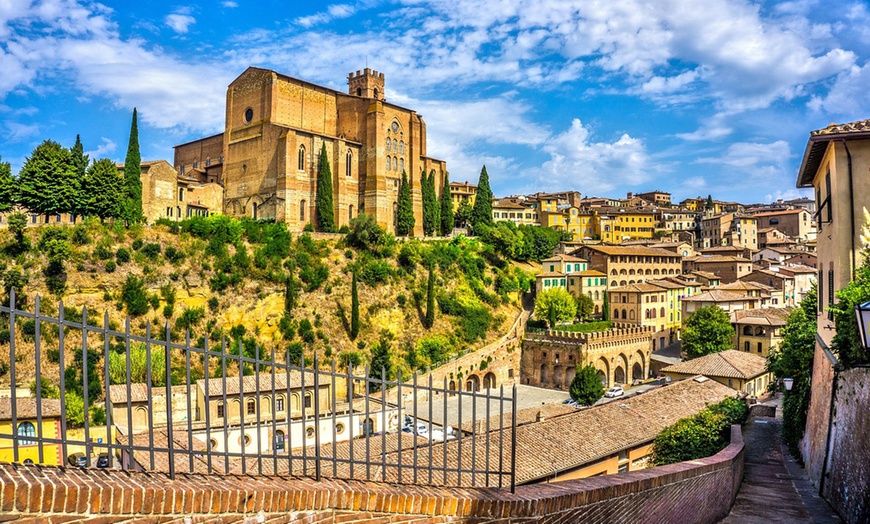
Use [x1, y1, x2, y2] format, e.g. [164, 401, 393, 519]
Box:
[0, 214, 531, 393]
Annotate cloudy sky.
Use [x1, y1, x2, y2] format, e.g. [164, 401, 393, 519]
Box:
[2, 0, 869, 203]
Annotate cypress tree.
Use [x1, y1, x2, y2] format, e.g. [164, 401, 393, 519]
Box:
[396, 170, 415, 236]
[350, 270, 360, 339]
[122, 108, 143, 224]
[84, 158, 124, 220]
[17, 140, 78, 217]
[602, 289, 610, 321]
[429, 170, 440, 236]
[70, 134, 89, 217]
[440, 172, 453, 236]
[284, 273, 298, 315]
[421, 170, 434, 236]
[315, 142, 336, 232]
[425, 267, 435, 328]
[470, 165, 493, 231]
[0, 156, 15, 212]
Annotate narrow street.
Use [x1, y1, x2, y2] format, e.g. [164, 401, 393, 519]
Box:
[720, 399, 841, 523]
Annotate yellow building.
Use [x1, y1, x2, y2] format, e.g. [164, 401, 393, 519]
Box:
[595, 208, 658, 243]
[0, 397, 63, 466]
[450, 181, 476, 211]
[731, 307, 791, 357]
[608, 279, 692, 350]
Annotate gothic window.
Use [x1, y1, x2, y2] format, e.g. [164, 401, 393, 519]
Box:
[399, 158, 404, 172]
[300, 200, 306, 222]
[399, 141, 404, 154]
[386, 156, 392, 171]
[348, 205, 354, 220]
[386, 137, 391, 152]
[298, 146, 306, 171]
[346, 151, 352, 177]
[393, 139, 397, 152]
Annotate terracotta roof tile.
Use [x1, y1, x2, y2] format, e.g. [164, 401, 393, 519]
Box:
[576, 245, 680, 257]
[0, 397, 62, 420]
[731, 307, 792, 326]
[663, 350, 768, 380]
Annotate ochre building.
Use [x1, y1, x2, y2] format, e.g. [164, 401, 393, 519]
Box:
[175, 67, 448, 235]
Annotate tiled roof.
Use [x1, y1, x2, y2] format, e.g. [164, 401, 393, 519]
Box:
[493, 201, 528, 210]
[0, 397, 62, 420]
[688, 255, 753, 263]
[536, 271, 566, 278]
[731, 307, 792, 326]
[578, 269, 607, 276]
[542, 254, 586, 263]
[752, 209, 807, 217]
[196, 372, 332, 398]
[662, 350, 769, 380]
[577, 245, 679, 257]
[609, 283, 669, 293]
[459, 403, 578, 434]
[779, 264, 817, 274]
[681, 290, 758, 303]
[811, 119, 870, 137]
[799, 119, 870, 187]
[718, 281, 776, 292]
[690, 270, 720, 280]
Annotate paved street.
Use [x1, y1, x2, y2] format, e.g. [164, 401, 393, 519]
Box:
[720, 399, 841, 523]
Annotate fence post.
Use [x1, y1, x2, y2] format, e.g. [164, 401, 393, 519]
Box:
[165, 321, 174, 479]
[313, 356, 321, 482]
[511, 384, 517, 493]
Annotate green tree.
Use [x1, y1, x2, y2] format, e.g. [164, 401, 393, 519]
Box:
[345, 213, 389, 252]
[350, 270, 360, 340]
[830, 211, 870, 367]
[121, 108, 143, 225]
[682, 305, 734, 359]
[421, 170, 436, 236]
[70, 134, 89, 215]
[315, 143, 336, 232]
[575, 294, 594, 321]
[121, 274, 150, 316]
[5, 212, 29, 255]
[84, 158, 124, 219]
[602, 291, 610, 321]
[425, 267, 435, 328]
[569, 365, 605, 406]
[651, 398, 747, 466]
[396, 170, 415, 236]
[705, 194, 714, 210]
[0, 155, 16, 211]
[470, 165, 493, 231]
[455, 200, 473, 228]
[429, 171, 440, 236]
[440, 172, 454, 236]
[284, 273, 299, 315]
[368, 331, 395, 392]
[17, 140, 79, 216]
[534, 287, 577, 328]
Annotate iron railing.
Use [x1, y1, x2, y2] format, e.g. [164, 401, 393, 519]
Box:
[0, 291, 517, 490]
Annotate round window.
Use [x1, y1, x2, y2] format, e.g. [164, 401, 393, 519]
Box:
[391, 122, 399, 133]
[336, 423, 345, 434]
[244, 108, 254, 123]
[306, 426, 315, 439]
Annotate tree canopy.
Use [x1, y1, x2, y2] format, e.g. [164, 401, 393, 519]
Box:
[84, 158, 124, 219]
[440, 172, 453, 236]
[396, 170, 415, 236]
[570, 365, 605, 406]
[0, 156, 15, 212]
[534, 287, 577, 328]
[682, 305, 734, 359]
[121, 108, 143, 224]
[17, 140, 79, 216]
[315, 142, 336, 232]
[470, 165, 493, 231]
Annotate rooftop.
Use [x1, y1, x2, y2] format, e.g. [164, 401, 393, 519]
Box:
[662, 350, 769, 380]
[0, 397, 62, 420]
[576, 245, 679, 258]
[682, 290, 760, 303]
[731, 307, 792, 326]
[798, 119, 870, 187]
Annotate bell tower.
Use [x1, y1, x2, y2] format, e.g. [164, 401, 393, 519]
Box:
[348, 68, 385, 100]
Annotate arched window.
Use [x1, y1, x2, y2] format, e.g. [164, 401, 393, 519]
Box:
[613, 309, 620, 319]
[744, 341, 750, 352]
[373, 88, 379, 99]
[298, 146, 306, 171]
[399, 158, 404, 172]
[356, 87, 362, 96]
[17, 422, 36, 446]
[275, 430, 285, 452]
[386, 156, 391, 170]
[594, 291, 599, 300]
[246, 398, 256, 415]
[252, 202, 258, 220]
[399, 141, 404, 154]
[300, 200, 306, 222]
[386, 137, 391, 152]
[660, 307, 665, 317]
[392, 139, 397, 151]
[622, 309, 628, 319]
[346, 151, 353, 177]
[348, 205, 354, 220]
[743, 326, 753, 335]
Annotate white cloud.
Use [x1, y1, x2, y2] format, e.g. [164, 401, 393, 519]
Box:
[4, 122, 40, 142]
[296, 4, 357, 28]
[221, 1, 238, 7]
[165, 13, 195, 34]
[84, 137, 116, 159]
[808, 62, 870, 117]
[696, 140, 791, 171]
[536, 119, 653, 194]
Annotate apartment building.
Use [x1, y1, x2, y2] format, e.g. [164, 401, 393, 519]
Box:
[608, 279, 693, 350]
[731, 307, 791, 357]
[751, 208, 816, 241]
[698, 212, 758, 250]
[574, 245, 683, 289]
[682, 255, 754, 283]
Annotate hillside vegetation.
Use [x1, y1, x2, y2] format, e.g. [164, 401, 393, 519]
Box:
[0, 213, 535, 395]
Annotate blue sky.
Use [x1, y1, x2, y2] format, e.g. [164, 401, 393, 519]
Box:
[2, 0, 869, 204]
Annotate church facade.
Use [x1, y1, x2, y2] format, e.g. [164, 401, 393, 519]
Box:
[174, 67, 448, 235]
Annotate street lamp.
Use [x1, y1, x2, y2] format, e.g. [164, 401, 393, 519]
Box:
[855, 300, 870, 349]
[783, 377, 794, 391]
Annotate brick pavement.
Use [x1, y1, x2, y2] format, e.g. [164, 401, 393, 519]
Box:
[720, 401, 842, 523]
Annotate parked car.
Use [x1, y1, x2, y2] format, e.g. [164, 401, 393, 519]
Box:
[96, 454, 110, 468]
[605, 386, 625, 398]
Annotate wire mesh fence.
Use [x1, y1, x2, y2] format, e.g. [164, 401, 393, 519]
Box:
[0, 290, 517, 490]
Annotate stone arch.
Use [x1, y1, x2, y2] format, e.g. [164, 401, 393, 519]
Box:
[466, 374, 480, 392]
[653, 269, 660, 275]
[540, 364, 549, 384]
[629, 309, 635, 320]
[632, 362, 643, 381]
[620, 280, 627, 286]
[743, 326, 753, 335]
[613, 308, 620, 319]
[614, 353, 629, 385]
[611, 280, 618, 287]
[629, 269, 636, 276]
[629, 279, 636, 285]
[483, 372, 497, 389]
[449, 380, 457, 391]
[596, 357, 610, 388]
[645, 269, 652, 275]
[619, 269, 627, 276]
[634, 350, 646, 379]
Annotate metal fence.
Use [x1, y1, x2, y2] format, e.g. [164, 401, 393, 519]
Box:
[0, 291, 517, 490]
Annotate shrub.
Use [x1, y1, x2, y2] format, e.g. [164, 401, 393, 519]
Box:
[298, 318, 315, 344]
[651, 398, 745, 466]
[141, 242, 161, 259]
[104, 260, 116, 273]
[360, 259, 391, 286]
[71, 225, 91, 245]
[398, 242, 422, 268]
[116, 247, 130, 264]
[458, 306, 492, 342]
[94, 245, 113, 260]
[175, 306, 205, 331]
[345, 213, 390, 253]
[121, 275, 150, 316]
[299, 262, 329, 292]
[303, 222, 314, 232]
[207, 297, 219, 311]
[132, 239, 144, 251]
[164, 245, 185, 264]
[287, 341, 304, 365]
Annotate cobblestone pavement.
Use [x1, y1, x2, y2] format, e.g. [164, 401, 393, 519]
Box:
[720, 402, 842, 523]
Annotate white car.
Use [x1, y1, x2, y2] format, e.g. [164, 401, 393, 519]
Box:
[605, 386, 625, 398]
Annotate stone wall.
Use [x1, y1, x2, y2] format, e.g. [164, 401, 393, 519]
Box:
[801, 338, 836, 490]
[0, 426, 744, 523]
[821, 365, 870, 523]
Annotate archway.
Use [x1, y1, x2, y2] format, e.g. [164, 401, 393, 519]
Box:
[597, 369, 607, 387]
[614, 366, 626, 385]
[632, 362, 643, 381]
[483, 372, 497, 389]
[596, 357, 610, 388]
[540, 364, 549, 384]
[466, 375, 480, 392]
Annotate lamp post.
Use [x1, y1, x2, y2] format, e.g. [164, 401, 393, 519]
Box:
[783, 377, 794, 392]
[854, 300, 870, 350]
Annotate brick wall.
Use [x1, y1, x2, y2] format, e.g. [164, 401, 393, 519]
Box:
[800, 338, 836, 489]
[0, 426, 743, 523]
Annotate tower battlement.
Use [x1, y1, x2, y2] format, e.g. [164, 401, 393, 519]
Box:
[347, 68, 385, 100]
